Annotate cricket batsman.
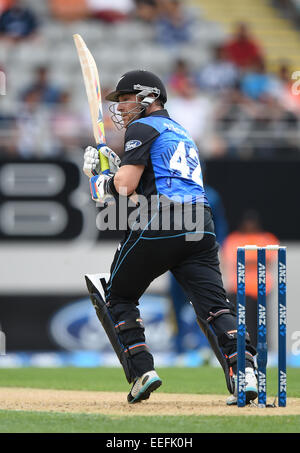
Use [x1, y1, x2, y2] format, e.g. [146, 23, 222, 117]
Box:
[83, 70, 257, 405]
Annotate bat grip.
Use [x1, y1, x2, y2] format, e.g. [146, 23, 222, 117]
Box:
[97, 144, 110, 175]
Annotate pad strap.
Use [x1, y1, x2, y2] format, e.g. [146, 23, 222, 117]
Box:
[227, 351, 255, 367]
[115, 318, 144, 334]
[207, 308, 234, 323]
[124, 343, 149, 357]
[218, 330, 256, 357]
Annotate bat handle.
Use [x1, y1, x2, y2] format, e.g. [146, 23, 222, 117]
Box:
[97, 144, 110, 175]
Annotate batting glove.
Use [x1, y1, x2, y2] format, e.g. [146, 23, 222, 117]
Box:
[83, 146, 100, 178]
[99, 145, 121, 174]
[89, 173, 114, 202]
[83, 145, 121, 178]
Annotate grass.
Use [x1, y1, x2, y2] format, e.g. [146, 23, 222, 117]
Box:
[0, 366, 299, 396]
[0, 411, 299, 433]
[0, 366, 299, 433]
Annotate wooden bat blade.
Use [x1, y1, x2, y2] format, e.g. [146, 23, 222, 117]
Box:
[73, 34, 109, 173]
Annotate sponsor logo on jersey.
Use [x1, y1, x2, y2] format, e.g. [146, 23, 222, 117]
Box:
[125, 140, 142, 152]
[163, 122, 189, 139]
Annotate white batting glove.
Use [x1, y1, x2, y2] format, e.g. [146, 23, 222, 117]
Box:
[83, 145, 121, 177]
[83, 146, 100, 178]
[99, 145, 121, 174]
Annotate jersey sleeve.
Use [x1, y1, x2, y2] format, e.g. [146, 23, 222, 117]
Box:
[121, 121, 160, 167]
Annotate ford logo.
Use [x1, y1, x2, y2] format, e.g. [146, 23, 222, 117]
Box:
[50, 295, 173, 352]
[125, 140, 142, 152]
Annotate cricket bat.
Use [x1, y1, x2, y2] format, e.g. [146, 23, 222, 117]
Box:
[73, 33, 110, 175]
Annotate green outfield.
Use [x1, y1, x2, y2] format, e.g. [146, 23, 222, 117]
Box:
[0, 366, 299, 433]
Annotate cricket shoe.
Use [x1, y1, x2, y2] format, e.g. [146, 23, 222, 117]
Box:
[226, 367, 258, 406]
[127, 370, 162, 404]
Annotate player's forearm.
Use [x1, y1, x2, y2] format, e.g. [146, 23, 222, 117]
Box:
[113, 165, 144, 196]
[113, 175, 135, 196]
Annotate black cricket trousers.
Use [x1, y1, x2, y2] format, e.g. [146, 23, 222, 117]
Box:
[105, 206, 236, 378]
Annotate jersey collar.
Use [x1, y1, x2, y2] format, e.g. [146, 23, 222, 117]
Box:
[147, 109, 170, 118]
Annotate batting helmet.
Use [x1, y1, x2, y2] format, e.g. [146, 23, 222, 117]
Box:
[105, 69, 167, 105]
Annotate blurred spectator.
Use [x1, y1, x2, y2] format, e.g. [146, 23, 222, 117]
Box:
[273, 62, 300, 114]
[87, 0, 135, 22]
[277, 62, 293, 93]
[50, 92, 85, 152]
[0, 104, 17, 157]
[223, 22, 263, 70]
[167, 59, 227, 158]
[272, 0, 300, 25]
[214, 85, 300, 159]
[17, 90, 58, 158]
[260, 62, 291, 101]
[221, 210, 279, 347]
[20, 66, 62, 106]
[240, 58, 274, 100]
[0, 0, 13, 14]
[155, 0, 195, 47]
[167, 59, 196, 95]
[50, 0, 89, 22]
[0, 0, 39, 43]
[249, 95, 300, 158]
[198, 44, 239, 93]
[0, 62, 16, 156]
[214, 87, 262, 157]
[167, 74, 215, 154]
[134, 0, 158, 23]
